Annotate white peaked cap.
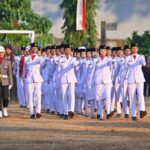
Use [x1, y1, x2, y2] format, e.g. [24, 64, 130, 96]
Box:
[78, 46, 86, 50]
[0, 46, 5, 53]
[25, 45, 31, 51]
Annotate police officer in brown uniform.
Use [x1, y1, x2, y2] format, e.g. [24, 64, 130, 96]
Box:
[0, 46, 13, 118]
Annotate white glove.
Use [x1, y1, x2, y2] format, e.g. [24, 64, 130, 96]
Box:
[8, 85, 12, 90]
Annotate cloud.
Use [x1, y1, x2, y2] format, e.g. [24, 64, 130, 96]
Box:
[96, 0, 150, 39]
[31, 0, 150, 39]
[31, 0, 62, 18]
[50, 17, 64, 38]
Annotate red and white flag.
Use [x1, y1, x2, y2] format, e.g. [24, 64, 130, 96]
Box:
[76, 0, 86, 30]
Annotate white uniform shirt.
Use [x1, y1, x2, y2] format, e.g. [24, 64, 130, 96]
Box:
[126, 54, 146, 84]
[24, 55, 43, 84]
[94, 56, 112, 84]
[59, 55, 77, 84]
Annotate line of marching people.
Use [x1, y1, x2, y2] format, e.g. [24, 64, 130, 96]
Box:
[12, 42, 147, 121]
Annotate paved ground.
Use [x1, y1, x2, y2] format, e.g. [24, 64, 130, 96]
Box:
[0, 98, 150, 150]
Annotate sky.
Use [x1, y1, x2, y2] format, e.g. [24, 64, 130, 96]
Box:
[31, 0, 150, 39]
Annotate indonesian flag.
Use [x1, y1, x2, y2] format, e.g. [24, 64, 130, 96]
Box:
[76, 0, 86, 30]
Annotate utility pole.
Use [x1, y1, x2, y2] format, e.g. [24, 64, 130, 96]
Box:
[101, 21, 106, 45]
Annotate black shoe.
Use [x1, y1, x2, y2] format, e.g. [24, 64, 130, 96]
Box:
[110, 111, 115, 117]
[50, 111, 55, 115]
[124, 114, 129, 118]
[59, 114, 64, 118]
[140, 111, 147, 118]
[100, 118, 104, 121]
[47, 109, 50, 113]
[120, 102, 123, 108]
[106, 114, 110, 119]
[91, 115, 95, 119]
[97, 114, 100, 119]
[30, 114, 35, 119]
[36, 113, 41, 119]
[68, 111, 74, 118]
[64, 115, 69, 120]
[98, 115, 104, 121]
[57, 112, 60, 116]
[116, 114, 121, 118]
[132, 117, 137, 121]
[20, 105, 27, 108]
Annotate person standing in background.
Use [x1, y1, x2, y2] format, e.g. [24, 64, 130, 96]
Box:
[5, 45, 15, 67]
[0, 46, 13, 118]
[4, 45, 15, 102]
[143, 56, 150, 96]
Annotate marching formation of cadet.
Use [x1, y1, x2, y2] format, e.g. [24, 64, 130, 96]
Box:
[10, 42, 147, 121]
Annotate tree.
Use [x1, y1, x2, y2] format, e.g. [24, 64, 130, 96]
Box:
[0, 0, 53, 48]
[35, 33, 54, 48]
[126, 31, 150, 56]
[60, 0, 98, 48]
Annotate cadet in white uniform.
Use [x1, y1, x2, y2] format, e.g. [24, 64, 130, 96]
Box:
[13, 47, 26, 108]
[41, 48, 50, 112]
[74, 47, 86, 115]
[53, 45, 62, 116]
[114, 47, 126, 117]
[59, 45, 77, 120]
[110, 47, 120, 116]
[126, 43, 147, 120]
[84, 48, 95, 118]
[48, 45, 56, 114]
[24, 43, 43, 119]
[57, 44, 66, 117]
[94, 45, 112, 120]
[91, 48, 99, 112]
[123, 45, 132, 115]
[23, 46, 31, 107]
[74, 48, 82, 114]
[119, 45, 131, 118]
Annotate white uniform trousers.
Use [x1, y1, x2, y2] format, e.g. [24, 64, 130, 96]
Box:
[16, 77, 26, 106]
[95, 83, 111, 117]
[60, 83, 75, 115]
[41, 81, 49, 111]
[121, 80, 129, 115]
[85, 99, 95, 117]
[27, 83, 42, 115]
[49, 80, 56, 112]
[75, 84, 85, 114]
[128, 82, 145, 117]
[85, 85, 95, 116]
[75, 96, 84, 114]
[54, 82, 63, 114]
[111, 84, 121, 114]
[24, 82, 29, 107]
